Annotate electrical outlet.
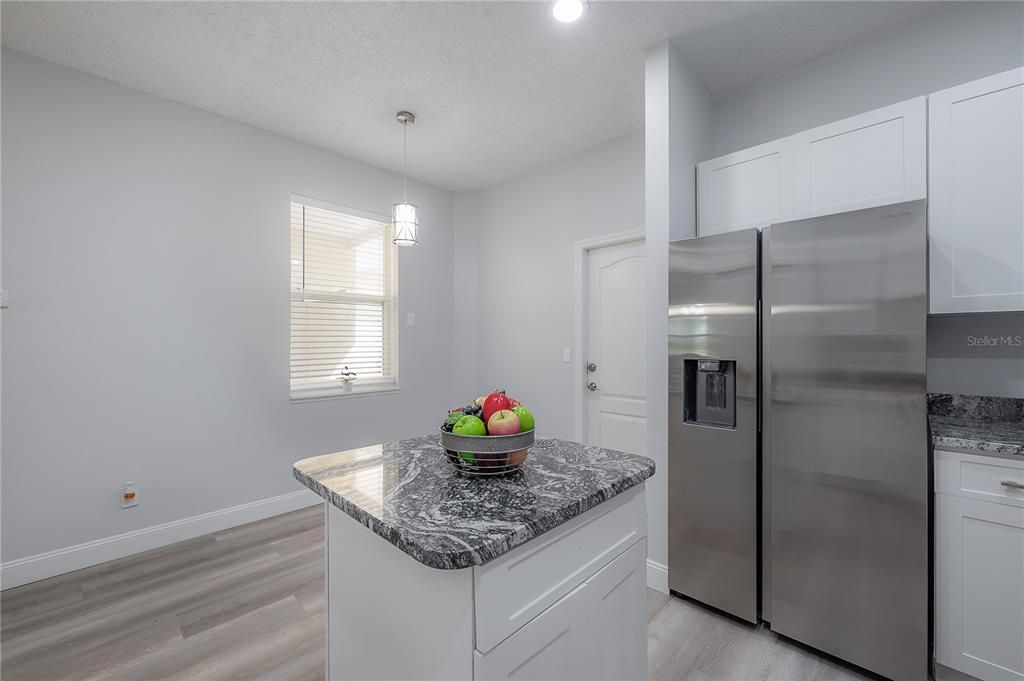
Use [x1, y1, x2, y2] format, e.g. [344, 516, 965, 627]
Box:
[406, 312, 416, 327]
[121, 481, 138, 508]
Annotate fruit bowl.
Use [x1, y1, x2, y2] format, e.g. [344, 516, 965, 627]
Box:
[439, 428, 535, 476]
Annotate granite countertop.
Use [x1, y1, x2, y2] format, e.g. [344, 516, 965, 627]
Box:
[930, 416, 1024, 457]
[929, 393, 1024, 458]
[293, 435, 655, 570]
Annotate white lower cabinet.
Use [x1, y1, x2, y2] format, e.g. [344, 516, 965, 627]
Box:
[475, 539, 648, 681]
[935, 450, 1024, 681]
[475, 581, 590, 681]
[583, 539, 648, 681]
[327, 484, 650, 681]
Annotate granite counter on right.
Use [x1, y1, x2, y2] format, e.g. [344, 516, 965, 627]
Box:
[929, 393, 1024, 458]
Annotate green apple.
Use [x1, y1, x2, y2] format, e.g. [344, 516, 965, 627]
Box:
[453, 414, 485, 465]
[511, 405, 535, 432]
[453, 414, 486, 436]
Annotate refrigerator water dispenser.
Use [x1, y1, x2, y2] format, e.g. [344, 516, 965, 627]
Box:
[684, 359, 736, 428]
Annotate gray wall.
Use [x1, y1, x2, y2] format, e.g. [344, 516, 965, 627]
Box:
[927, 313, 1024, 398]
[455, 129, 645, 437]
[1, 49, 456, 562]
[644, 42, 714, 578]
[711, 2, 1024, 398]
[712, 2, 1024, 156]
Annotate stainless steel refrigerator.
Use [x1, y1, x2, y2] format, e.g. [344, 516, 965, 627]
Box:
[668, 200, 929, 681]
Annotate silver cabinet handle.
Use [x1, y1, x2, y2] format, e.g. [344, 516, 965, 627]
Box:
[587, 382, 599, 392]
[1000, 480, 1024, 490]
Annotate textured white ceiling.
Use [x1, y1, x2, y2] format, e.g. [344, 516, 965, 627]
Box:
[671, 1, 957, 98]
[1, 1, 952, 190]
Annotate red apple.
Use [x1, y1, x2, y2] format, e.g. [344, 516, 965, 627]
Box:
[482, 389, 512, 423]
[487, 410, 521, 436]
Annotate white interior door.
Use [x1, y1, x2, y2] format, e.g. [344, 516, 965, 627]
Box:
[585, 241, 646, 455]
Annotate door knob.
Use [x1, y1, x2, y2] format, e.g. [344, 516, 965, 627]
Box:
[587, 362, 597, 372]
[587, 382, 599, 392]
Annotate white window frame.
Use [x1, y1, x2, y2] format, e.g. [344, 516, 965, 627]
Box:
[289, 195, 399, 401]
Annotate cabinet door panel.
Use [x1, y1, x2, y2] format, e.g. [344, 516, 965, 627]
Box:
[475, 583, 588, 681]
[929, 68, 1024, 313]
[584, 539, 648, 681]
[936, 493, 1024, 680]
[698, 139, 795, 236]
[793, 97, 926, 218]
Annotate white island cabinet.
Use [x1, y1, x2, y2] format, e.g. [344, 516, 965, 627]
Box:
[293, 435, 655, 681]
[935, 449, 1024, 681]
[928, 67, 1024, 314]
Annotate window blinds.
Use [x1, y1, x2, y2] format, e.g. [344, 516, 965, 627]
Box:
[290, 199, 397, 397]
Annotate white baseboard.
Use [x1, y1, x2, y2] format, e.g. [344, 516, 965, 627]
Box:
[1, 489, 321, 590]
[647, 559, 669, 594]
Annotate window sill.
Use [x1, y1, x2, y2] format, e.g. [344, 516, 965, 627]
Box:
[290, 383, 399, 403]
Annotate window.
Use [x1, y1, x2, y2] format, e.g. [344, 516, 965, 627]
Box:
[290, 197, 398, 399]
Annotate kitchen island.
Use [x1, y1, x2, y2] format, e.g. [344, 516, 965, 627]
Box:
[293, 435, 655, 681]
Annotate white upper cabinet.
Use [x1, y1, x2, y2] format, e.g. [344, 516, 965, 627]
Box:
[928, 67, 1024, 314]
[792, 97, 926, 218]
[697, 138, 795, 236]
[697, 98, 925, 236]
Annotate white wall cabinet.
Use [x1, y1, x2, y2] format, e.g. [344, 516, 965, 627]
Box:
[928, 67, 1024, 314]
[935, 450, 1024, 681]
[697, 98, 925, 236]
[697, 139, 795, 236]
[792, 97, 926, 218]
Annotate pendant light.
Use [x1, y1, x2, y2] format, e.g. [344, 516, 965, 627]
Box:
[392, 110, 418, 246]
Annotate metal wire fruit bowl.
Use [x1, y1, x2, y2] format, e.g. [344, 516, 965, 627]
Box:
[439, 428, 536, 476]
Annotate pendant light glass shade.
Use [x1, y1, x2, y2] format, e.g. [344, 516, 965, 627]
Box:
[392, 201, 418, 246]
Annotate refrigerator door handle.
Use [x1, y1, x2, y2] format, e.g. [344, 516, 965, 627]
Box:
[760, 224, 772, 623]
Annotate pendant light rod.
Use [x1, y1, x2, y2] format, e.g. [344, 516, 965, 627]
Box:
[397, 110, 417, 201]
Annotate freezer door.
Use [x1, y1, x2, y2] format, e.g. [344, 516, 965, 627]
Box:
[668, 228, 759, 623]
[765, 201, 928, 681]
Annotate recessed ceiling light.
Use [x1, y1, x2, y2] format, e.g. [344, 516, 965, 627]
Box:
[552, 0, 586, 24]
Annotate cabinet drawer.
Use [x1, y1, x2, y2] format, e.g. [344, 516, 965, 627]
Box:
[936, 449, 1024, 508]
[474, 581, 589, 681]
[473, 485, 646, 653]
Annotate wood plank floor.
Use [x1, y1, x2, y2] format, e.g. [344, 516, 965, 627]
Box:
[2, 506, 872, 681]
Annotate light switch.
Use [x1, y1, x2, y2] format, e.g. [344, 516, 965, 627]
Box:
[406, 312, 416, 327]
[562, 347, 572, 363]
